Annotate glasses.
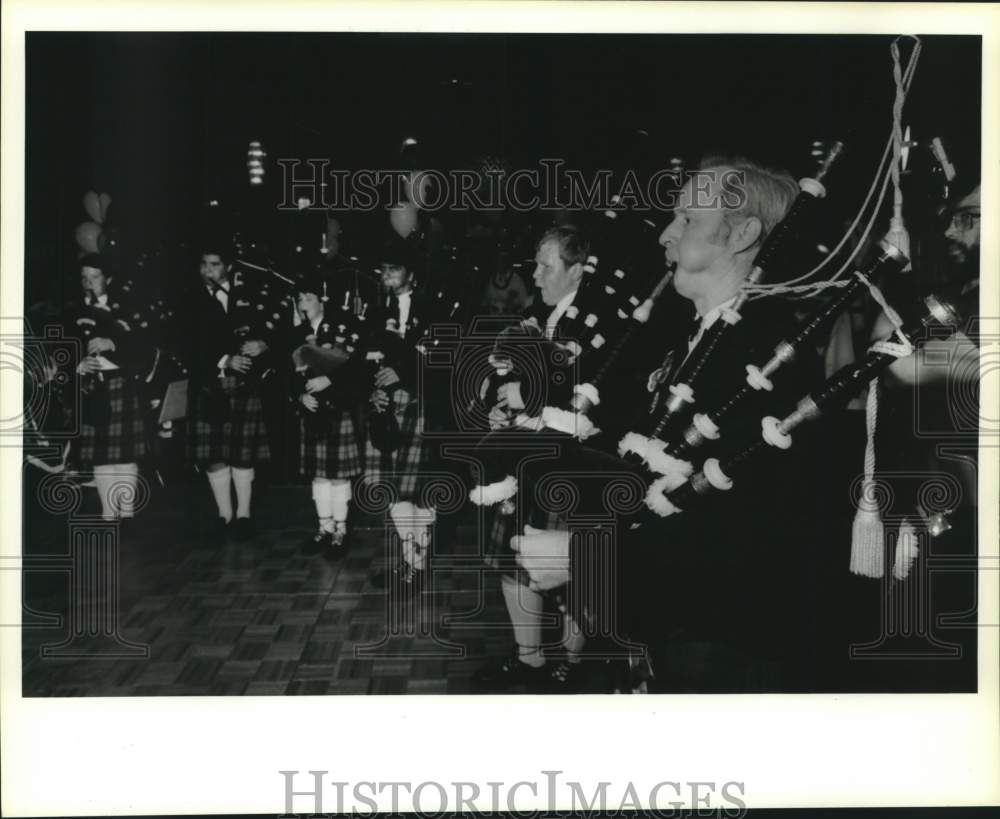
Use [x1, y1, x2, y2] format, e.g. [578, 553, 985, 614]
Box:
[949, 210, 981, 231]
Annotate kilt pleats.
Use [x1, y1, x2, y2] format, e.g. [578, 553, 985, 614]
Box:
[72, 373, 148, 467]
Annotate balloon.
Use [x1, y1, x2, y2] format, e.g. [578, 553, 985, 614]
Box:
[74, 221, 103, 254]
[389, 201, 418, 238]
[98, 193, 112, 223]
[83, 191, 103, 224]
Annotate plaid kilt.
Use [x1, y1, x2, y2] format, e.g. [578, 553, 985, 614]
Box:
[299, 408, 361, 479]
[72, 373, 148, 467]
[360, 386, 431, 503]
[188, 376, 270, 467]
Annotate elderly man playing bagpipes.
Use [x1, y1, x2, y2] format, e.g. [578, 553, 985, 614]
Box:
[505, 158, 842, 693]
[290, 269, 368, 560]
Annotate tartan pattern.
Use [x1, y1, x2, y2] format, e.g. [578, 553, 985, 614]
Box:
[72, 373, 148, 467]
[188, 376, 270, 467]
[299, 409, 362, 479]
[361, 386, 431, 503]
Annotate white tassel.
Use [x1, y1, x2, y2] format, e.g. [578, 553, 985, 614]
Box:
[541, 406, 599, 440]
[643, 447, 694, 485]
[645, 476, 682, 518]
[618, 432, 692, 483]
[892, 518, 920, 580]
[469, 475, 517, 507]
[850, 378, 885, 578]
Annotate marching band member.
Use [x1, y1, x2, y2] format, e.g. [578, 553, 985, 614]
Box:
[185, 247, 273, 541]
[363, 239, 440, 595]
[63, 254, 150, 524]
[471, 225, 597, 693]
[291, 270, 366, 559]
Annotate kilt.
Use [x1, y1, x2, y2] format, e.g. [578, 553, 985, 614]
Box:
[361, 386, 431, 503]
[188, 376, 270, 467]
[72, 373, 148, 467]
[299, 408, 362, 479]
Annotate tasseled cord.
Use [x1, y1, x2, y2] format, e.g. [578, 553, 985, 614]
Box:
[885, 39, 913, 269]
[849, 275, 915, 578]
[850, 377, 886, 578]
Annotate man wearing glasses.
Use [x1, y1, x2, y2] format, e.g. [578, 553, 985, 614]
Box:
[943, 184, 981, 282]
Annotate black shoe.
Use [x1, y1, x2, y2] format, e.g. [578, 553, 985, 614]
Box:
[322, 527, 349, 562]
[545, 660, 587, 694]
[302, 531, 333, 555]
[231, 517, 254, 541]
[471, 653, 548, 693]
[370, 562, 422, 595]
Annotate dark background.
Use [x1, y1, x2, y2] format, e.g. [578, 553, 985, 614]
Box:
[24, 32, 982, 305]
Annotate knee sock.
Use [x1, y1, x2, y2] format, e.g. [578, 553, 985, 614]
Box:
[330, 480, 351, 533]
[207, 466, 233, 522]
[92, 464, 116, 520]
[312, 478, 334, 533]
[390, 501, 416, 568]
[562, 613, 586, 663]
[501, 575, 545, 667]
[231, 466, 254, 519]
[409, 505, 436, 571]
[115, 463, 139, 518]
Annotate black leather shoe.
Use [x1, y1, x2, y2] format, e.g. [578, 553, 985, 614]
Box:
[322, 527, 349, 561]
[302, 531, 333, 555]
[471, 653, 548, 693]
[231, 517, 254, 541]
[545, 660, 588, 694]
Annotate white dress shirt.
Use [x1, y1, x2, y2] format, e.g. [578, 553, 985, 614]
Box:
[684, 294, 740, 359]
[397, 290, 412, 335]
[545, 289, 578, 339]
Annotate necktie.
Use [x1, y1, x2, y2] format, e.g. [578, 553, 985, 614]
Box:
[213, 283, 229, 312]
[686, 312, 703, 345]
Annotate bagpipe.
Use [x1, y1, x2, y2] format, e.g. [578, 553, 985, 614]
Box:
[365, 281, 464, 454]
[643, 285, 976, 519]
[619, 238, 911, 479]
[291, 284, 367, 423]
[467, 202, 675, 509]
[66, 278, 168, 424]
[222, 261, 297, 392]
